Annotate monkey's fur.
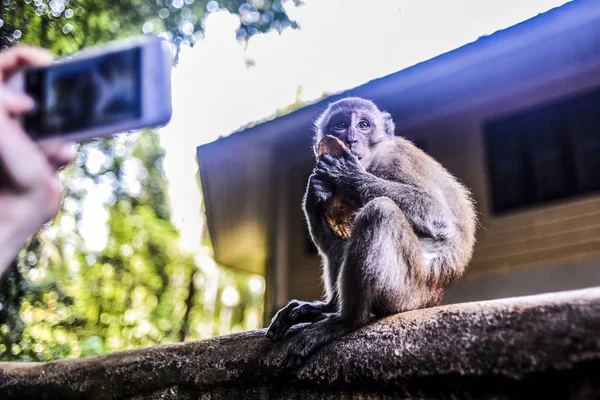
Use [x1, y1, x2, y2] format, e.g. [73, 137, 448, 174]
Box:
[266, 97, 477, 367]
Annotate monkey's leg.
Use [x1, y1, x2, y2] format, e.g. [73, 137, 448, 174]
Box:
[266, 300, 336, 341]
[267, 227, 344, 341]
[266, 240, 345, 341]
[265, 176, 347, 341]
[284, 197, 424, 367]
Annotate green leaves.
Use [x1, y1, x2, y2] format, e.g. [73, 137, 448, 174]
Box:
[0, 0, 278, 362]
[1, 130, 265, 362]
[1, 0, 299, 54]
[81, 335, 105, 356]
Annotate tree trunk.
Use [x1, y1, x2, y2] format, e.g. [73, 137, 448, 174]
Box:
[179, 267, 196, 342]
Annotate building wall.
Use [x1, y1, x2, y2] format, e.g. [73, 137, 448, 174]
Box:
[280, 62, 600, 307]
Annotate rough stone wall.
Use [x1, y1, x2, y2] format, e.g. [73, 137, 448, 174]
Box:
[1, 288, 599, 399]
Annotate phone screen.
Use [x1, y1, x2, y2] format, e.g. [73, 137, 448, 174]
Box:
[24, 47, 142, 140]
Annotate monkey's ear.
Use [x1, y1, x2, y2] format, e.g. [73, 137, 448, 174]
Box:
[382, 112, 396, 136]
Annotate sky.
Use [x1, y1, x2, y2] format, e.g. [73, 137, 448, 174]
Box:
[78, 0, 573, 256]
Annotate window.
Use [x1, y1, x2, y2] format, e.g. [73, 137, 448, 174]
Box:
[484, 87, 600, 214]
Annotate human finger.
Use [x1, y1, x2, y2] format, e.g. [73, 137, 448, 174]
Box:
[40, 141, 76, 171]
[0, 86, 34, 117]
[0, 118, 50, 189]
[0, 46, 53, 82]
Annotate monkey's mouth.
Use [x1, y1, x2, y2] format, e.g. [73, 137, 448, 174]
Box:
[349, 149, 362, 160]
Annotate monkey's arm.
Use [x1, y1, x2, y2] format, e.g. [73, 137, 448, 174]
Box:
[302, 173, 340, 250]
[316, 153, 453, 240]
[303, 174, 345, 301]
[356, 178, 451, 240]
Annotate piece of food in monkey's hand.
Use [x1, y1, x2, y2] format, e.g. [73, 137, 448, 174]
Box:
[314, 135, 362, 240]
[315, 135, 348, 158]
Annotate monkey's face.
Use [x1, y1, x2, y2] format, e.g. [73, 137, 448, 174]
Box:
[322, 109, 389, 161]
[314, 98, 396, 164]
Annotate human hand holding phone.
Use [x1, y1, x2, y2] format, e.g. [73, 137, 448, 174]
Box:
[0, 46, 75, 276]
[9, 36, 172, 143]
[0, 36, 172, 276]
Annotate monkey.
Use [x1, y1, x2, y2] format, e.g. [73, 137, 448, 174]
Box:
[266, 97, 477, 367]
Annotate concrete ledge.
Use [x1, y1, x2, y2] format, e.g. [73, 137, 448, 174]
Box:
[1, 287, 599, 399]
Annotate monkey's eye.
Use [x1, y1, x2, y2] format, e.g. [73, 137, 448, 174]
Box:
[333, 121, 348, 130]
[357, 120, 371, 129]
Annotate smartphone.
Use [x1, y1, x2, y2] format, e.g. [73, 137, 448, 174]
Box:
[8, 35, 173, 143]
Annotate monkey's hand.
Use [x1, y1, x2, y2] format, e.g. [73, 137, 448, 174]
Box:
[266, 300, 333, 341]
[315, 151, 366, 190]
[306, 173, 334, 207]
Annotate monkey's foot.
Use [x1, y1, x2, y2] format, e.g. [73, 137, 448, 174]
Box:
[284, 328, 319, 368]
[283, 314, 359, 368]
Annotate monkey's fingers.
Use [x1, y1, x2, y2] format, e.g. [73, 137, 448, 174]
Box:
[266, 319, 288, 341]
[321, 149, 358, 166]
[310, 177, 333, 203]
[268, 302, 328, 341]
[315, 161, 334, 175]
[342, 149, 365, 172]
[342, 149, 357, 160]
[267, 305, 296, 341]
[319, 153, 337, 164]
[310, 172, 333, 186]
[314, 167, 337, 185]
[289, 303, 325, 321]
[267, 316, 299, 341]
[317, 158, 342, 172]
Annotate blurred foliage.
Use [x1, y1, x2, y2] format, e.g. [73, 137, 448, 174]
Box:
[0, 0, 297, 361]
[0, 0, 301, 55]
